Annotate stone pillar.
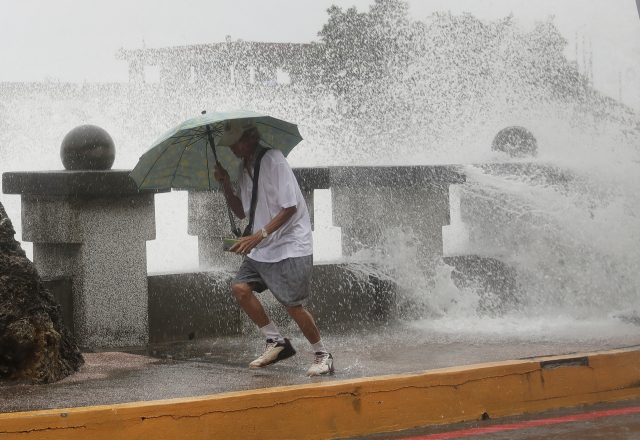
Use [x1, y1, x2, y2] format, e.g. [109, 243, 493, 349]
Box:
[442, 183, 471, 256]
[330, 166, 465, 271]
[188, 189, 247, 269]
[188, 168, 329, 268]
[294, 167, 330, 230]
[2, 170, 167, 349]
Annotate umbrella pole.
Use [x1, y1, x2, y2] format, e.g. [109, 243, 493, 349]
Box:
[206, 125, 242, 238]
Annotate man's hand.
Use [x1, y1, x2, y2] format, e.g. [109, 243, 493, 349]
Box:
[229, 232, 263, 255]
[213, 164, 230, 187]
[228, 206, 297, 256]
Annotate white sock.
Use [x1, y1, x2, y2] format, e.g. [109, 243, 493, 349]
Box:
[311, 339, 328, 354]
[260, 322, 285, 344]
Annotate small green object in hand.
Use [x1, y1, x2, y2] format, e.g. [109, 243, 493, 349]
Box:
[223, 238, 240, 252]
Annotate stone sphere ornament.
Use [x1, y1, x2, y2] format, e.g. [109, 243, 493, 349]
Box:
[491, 126, 538, 158]
[60, 125, 116, 170]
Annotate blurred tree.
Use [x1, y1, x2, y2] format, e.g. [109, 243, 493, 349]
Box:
[286, 0, 602, 162]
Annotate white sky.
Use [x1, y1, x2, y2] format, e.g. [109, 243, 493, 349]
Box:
[1, 0, 640, 108]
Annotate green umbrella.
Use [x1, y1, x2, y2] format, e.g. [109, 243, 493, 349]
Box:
[130, 109, 303, 236]
[130, 109, 302, 190]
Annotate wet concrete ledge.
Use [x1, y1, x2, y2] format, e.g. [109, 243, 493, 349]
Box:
[1, 347, 639, 440]
[3, 165, 465, 196]
[147, 263, 397, 344]
[44, 263, 399, 346]
[2, 170, 169, 196]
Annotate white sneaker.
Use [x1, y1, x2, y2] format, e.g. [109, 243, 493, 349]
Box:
[306, 352, 334, 376]
[249, 338, 296, 369]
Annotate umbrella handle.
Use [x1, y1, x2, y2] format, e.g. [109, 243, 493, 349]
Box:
[221, 186, 242, 238]
[206, 124, 221, 166]
[207, 124, 242, 238]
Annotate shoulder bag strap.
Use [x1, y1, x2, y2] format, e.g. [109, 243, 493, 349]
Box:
[245, 147, 271, 236]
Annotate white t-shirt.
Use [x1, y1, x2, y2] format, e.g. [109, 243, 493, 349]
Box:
[235, 145, 313, 263]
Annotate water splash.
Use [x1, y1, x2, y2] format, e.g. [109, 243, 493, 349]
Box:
[341, 153, 640, 337]
[1, 4, 639, 342]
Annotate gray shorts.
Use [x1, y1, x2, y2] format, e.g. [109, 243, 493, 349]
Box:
[232, 255, 314, 307]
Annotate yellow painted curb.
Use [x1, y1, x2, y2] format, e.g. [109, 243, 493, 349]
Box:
[1, 347, 640, 439]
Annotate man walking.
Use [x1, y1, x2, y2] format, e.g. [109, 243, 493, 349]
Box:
[213, 119, 334, 376]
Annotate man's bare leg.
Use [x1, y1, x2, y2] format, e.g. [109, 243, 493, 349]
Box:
[232, 282, 270, 328]
[285, 305, 321, 345]
[233, 282, 295, 369]
[287, 305, 334, 376]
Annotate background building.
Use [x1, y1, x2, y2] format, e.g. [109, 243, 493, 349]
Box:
[116, 39, 310, 86]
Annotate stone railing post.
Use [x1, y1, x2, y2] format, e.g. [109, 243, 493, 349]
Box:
[330, 166, 465, 271]
[188, 189, 247, 268]
[442, 182, 471, 255]
[2, 170, 167, 349]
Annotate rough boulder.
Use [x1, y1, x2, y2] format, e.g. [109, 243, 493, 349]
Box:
[0, 202, 83, 384]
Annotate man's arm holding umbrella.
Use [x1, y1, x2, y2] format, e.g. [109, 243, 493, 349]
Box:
[214, 164, 245, 220]
[214, 164, 297, 255]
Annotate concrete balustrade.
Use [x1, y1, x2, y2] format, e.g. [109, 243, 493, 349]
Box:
[3, 165, 465, 348]
[188, 166, 464, 270]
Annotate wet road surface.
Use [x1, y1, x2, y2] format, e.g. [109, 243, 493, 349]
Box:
[342, 399, 640, 440]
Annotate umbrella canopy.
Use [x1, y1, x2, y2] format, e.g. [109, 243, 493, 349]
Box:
[130, 110, 303, 190]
